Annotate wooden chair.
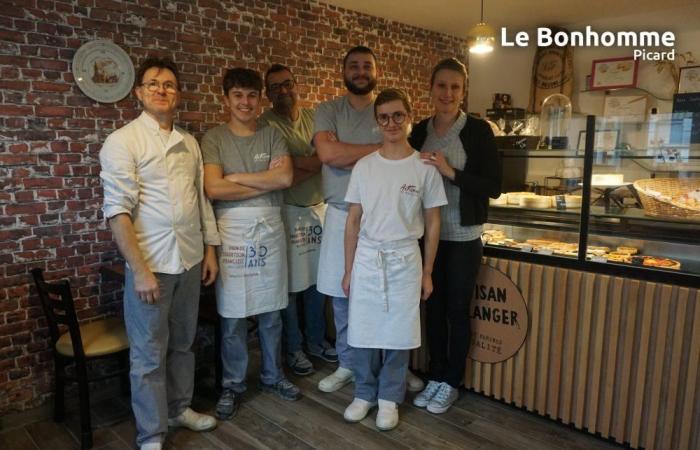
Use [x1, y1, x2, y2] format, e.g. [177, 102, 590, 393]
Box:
[31, 268, 130, 449]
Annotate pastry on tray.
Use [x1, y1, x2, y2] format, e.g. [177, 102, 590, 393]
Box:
[489, 193, 508, 206]
[520, 195, 553, 209]
[507, 192, 536, 205]
[482, 229, 506, 242]
[641, 256, 681, 270]
[607, 252, 632, 263]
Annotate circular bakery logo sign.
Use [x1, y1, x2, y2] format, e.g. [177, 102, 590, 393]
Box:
[468, 265, 529, 363]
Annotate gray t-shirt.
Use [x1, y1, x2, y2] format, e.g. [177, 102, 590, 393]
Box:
[313, 96, 382, 209]
[201, 123, 289, 209]
[259, 108, 323, 207]
[423, 111, 483, 241]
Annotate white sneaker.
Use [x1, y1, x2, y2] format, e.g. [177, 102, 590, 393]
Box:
[376, 399, 399, 431]
[406, 369, 424, 392]
[412, 380, 441, 408]
[140, 443, 162, 450]
[343, 397, 377, 422]
[426, 382, 458, 414]
[167, 407, 217, 431]
[318, 367, 354, 392]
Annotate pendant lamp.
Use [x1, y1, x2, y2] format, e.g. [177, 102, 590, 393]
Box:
[469, 0, 495, 54]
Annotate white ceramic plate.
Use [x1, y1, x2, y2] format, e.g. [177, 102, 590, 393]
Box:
[72, 40, 134, 103]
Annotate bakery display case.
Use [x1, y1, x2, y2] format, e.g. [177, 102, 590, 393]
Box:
[484, 112, 700, 286]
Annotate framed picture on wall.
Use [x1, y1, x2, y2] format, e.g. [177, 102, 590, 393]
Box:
[603, 95, 647, 121]
[590, 57, 639, 90]
[678, 65, 700, 94]
[577, 130, 620, 151]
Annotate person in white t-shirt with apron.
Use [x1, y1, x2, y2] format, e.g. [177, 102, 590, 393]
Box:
[202, 68, 301, 421]
[313, 46, 425, 394]
[341, 88, 446, 431]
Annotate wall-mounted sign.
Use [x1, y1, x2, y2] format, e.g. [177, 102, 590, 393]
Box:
[468, 264, 529, 364]
[72, 39, 134, 103]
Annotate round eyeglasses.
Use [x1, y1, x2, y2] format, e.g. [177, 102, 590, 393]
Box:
[141, 80, 178, 94]
[376, 111, 407, 127]
[268, 79, 295, 93]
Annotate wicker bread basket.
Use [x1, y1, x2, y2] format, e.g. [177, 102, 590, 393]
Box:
[633, 178, 700, 220]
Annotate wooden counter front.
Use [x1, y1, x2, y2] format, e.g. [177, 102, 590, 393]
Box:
[414, 257, 699, 450]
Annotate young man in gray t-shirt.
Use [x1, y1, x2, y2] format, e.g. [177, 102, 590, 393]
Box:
[201, 68, 300, 420]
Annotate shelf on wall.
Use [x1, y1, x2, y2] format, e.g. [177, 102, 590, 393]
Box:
[579, 86, 674, 102]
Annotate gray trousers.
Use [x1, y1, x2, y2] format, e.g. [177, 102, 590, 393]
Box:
[220, 310, 284, 392]
[124, 264, 201, 446]
[332, 296, 353, 369]
[353, 347, 409, 404]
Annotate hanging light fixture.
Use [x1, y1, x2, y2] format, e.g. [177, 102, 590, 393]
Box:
[469, 0, 495, 54]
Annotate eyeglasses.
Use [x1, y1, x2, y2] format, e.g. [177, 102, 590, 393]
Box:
[376, 111, 407, 127]
[268, 79, 295, 93]
[140, 80, 178, 94]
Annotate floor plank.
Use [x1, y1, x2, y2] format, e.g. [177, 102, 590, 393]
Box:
[245, 391, 370, 450]
[24, 419, 79, 450]
[217, 405, 314, 450]
[0, 427, 38, 450]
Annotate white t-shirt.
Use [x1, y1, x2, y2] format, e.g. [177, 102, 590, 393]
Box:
[344, 151, 447, 243]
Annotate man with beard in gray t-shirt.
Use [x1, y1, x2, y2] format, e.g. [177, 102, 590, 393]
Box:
[312, 46, 382, 393]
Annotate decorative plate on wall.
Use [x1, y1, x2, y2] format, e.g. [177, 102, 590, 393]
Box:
[72, 40, 134, 103]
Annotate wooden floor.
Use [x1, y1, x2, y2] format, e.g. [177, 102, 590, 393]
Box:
[0, 354, 624, 450]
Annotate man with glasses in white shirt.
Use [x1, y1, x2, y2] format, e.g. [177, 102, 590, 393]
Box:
[100, 57, 220, 450]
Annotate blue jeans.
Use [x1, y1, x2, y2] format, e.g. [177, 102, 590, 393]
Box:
[353, 348, 409, 403]
[220, 310, 283, 393]
[332, 296, 352, 369]
[124, 264, 201, 446]
[281, 284, 327, 354]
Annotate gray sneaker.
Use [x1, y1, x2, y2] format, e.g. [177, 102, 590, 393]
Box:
[427, 382, 458, 414]
[261, 378, 301, 401]
[412, 380, 441, 408]
[215, 389, 241, 420]
[287, 351, 315, 376]
[307, 341, 338, 363]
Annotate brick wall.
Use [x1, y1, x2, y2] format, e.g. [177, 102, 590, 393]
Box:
[0, 0, 468, 413]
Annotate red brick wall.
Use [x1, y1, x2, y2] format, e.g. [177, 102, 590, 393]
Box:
[0, 0, 468, 413]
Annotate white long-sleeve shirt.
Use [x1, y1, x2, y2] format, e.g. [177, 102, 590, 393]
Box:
[100, 111, 220, 274]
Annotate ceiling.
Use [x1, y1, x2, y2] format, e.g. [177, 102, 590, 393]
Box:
[322, 0, 699, 38]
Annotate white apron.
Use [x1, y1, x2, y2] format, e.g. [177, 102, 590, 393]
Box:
[347, 237, 422, 350]
[215, 206, 288, 318]
[282, 203, 326, 293]
[316, 205, 347, 298]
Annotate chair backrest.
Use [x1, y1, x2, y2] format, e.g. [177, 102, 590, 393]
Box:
[31, 268, 86, 360]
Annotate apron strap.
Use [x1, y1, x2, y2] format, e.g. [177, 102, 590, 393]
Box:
[375, 249, 407, 312]
[244, 217, 275, 243]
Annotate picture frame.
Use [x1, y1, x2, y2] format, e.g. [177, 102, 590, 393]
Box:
[577, 129, 620, 151]
[678, 65, 700, 94]
[603, 94, 647, 121]
[590, 57, 639, 90]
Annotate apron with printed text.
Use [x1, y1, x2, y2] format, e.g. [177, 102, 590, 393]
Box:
[282, 203, 326, 293]
[347, 237, 422, 350]
[215, 206, 288, 318]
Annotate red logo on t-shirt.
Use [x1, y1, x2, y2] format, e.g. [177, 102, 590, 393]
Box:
[400, 184, 420, 196]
